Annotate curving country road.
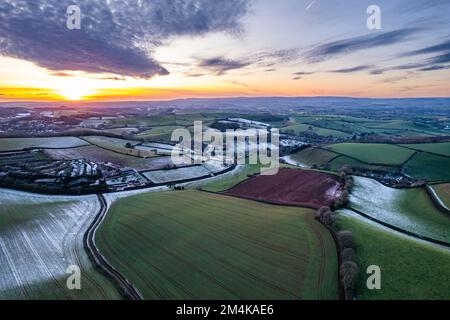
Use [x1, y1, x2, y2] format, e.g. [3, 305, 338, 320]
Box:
[84, 194, 143, 300]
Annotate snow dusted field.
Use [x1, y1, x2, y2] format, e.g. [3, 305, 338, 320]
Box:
[349, 177, 450, 243]
[142, 165, 212, 184]
[0, 189, 120, 299]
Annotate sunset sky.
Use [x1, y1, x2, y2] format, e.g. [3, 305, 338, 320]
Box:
[0, 0, 449, 102]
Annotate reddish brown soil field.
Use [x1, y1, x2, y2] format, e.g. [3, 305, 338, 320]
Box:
[224, 168, 343, 209]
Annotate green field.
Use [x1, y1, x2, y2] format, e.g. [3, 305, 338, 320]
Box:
[401, 142, 450, 157]
[136, 125, 186, 140]
[337, 210, 450, 300]
[281, 123, 350, 137]
[82, 136, 157, 158]
[201, 164, 263, 192]
[0, 189, 120, 299]
[324, 143, 415, 165]
[0, 137, 89, 152]
[349, 177, 450, 243]
[404, 152, 450, 182]
[301, 119, 369, 135]
[362, 120, 445, 136]
[289, 148, 338, 167]
[96, 190, 339, 300]
[431, 183, 450, 208]
[109, 113, 217, 128]
[325, 155, 397, 172]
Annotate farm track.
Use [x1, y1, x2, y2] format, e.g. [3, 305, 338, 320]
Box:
[68, 207, 110, 300]
[84, 194, 143, 300]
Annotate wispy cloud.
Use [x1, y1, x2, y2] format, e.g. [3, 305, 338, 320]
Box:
[331, 65, 373, 73]
[198, 57, 250, 75]
[419, 65, 450, 71]
[306, 28, 420, 62]
[404, 39, 450, 56]
[293, 71, 314, 76]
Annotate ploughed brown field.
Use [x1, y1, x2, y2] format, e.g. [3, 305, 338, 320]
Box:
[224, 168, 343, 209]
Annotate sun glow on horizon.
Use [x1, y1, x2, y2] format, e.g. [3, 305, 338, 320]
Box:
[56, 85, 96, 101]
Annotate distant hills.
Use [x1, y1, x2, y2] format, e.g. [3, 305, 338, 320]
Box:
[1, 96, 450, 109]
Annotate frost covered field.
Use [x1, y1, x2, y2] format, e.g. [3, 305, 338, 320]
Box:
[0, 189, 120, 300]
[349, 177, 450, 243]
[142, 165, 212, 184]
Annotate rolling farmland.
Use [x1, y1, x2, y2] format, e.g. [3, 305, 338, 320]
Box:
[0, 188, 120, 300]
[337, 210, 450, 300]
[95, 190, 339, 300]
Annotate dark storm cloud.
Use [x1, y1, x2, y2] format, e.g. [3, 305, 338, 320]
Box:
[306, 28, 420, 62]
[198, 57, 250, 75]
[0, 0, 250, 78]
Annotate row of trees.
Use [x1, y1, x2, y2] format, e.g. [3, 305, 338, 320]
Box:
[316, 206, 359, 300]
[316, 172, 358, 300]
[333, 171, 354, 209]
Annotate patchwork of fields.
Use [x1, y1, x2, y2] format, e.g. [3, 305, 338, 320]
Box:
[288, 116, 449, 137]
[45, 145, 176, 171]
[1, 110, 450, 301]
[290, 142, 450, 182]
[96, 190, 339, 300]
[0, 189, 120, 299]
